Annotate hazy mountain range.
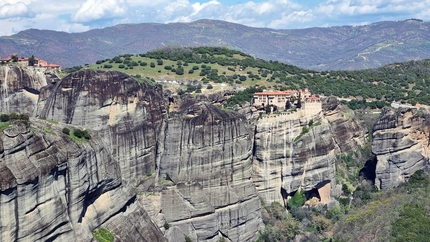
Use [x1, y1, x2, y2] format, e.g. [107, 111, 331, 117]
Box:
[1, 18, 430, 70]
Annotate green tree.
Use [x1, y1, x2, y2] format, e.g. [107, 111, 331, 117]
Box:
[391, 203, 430, 242]
[62, 128, 70, 135]
[296, 99, 301, 109]
[73, 129, 84, 138]
[285, 100, 291, 110]
[0, 114, 10, 122]
[11, 54, 18, 62]
[288, 190, 306, 209]
[28, 55, 36, 66]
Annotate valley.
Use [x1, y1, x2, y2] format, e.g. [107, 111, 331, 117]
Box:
[1, 43, 430, 241]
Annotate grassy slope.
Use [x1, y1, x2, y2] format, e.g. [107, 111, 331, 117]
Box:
[88, 54, 275, 88]
[63, 46, 430, 107]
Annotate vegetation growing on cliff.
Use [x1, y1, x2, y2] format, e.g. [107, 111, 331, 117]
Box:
[334, 170, 430, 241]
[258, 169, 430, 242]
[92, 228, 114, 242]
[0, 113, 30, 132]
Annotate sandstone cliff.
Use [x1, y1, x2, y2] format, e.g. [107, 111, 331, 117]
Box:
[1, 66, 403, 242]
[0, 66, 51, 115]
[372, 107, 429, 189]
[156, 102, 262, 242]
[36, 69, 166, 185]
[253, 98, 368, 206]
[0, 119, 164, 241]
[1, 66, 263, 242]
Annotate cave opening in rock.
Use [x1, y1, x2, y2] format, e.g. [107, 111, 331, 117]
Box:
[280, 187, 289, 206]
[303, 188, 321, 202]
[359, 157, 377, 182]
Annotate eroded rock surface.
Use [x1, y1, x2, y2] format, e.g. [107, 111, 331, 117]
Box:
[0, 120, 164, 242]
[0, 66, 48, 115]
[157, 102, 262, 242]
[372, 107, 430, 189]
[37, 69, 165, 185]
[253, 105, 367, 205]
[0, 66, 397, 242]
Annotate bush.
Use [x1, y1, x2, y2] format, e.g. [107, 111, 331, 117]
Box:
[185, 236, 192, 242]
[288, 190, 306, 209]
[0, 114, 10, 122]
[92, 228, 114, 242]
[73, 129, 84, 138]
[163, 222, 170, 230]
[150, 62, 155, 68]
[290, 207, 311, 221]
[391, 203, 430, 242]
[82, 130, 91, 139]
[118, 64, 125, 69]
[62, 127, 70, 135]
[326, 205, 344, 221]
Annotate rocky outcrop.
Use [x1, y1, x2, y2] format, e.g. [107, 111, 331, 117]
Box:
[0, 66, 48, 115]
[372, 107, 429, 189]
[1, 67, 264, 242]
[0, 119, 164, 242]
[253, 105, 368, 205]
[36, 69, 165, 185]
[253, 115, 335, 205]
[0, 66, 378, 242]
[156, 102, 262, 242]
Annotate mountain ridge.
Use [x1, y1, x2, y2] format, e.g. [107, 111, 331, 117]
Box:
[1, 19, 430, 70]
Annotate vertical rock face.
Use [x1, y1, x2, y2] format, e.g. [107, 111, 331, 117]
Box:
[253, 104, 368, 205]
[372, 107, 429, 189]
[0, 67, 380, 242]
[157, 102, 262, 242]
[0, 120, 164, 242]
[37, 69, 166, 185]
[253, 115, 337, 205]
[0, 66, 48, 115]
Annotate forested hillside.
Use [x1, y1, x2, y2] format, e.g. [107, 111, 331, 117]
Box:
[2, 19, 430, 70]
[64, 46, 430, 107]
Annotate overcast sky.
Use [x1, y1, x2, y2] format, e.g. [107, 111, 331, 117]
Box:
[1, 0, 429, 37]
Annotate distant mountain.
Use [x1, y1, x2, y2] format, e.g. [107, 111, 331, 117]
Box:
[1, 19, 430, 70]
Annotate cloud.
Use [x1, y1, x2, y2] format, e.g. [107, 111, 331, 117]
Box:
[71, 0, 128, 23]
[0, 2, 35, 19]
[2, 0, 430, 37]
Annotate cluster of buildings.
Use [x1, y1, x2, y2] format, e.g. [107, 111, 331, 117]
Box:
[0, 54, 61, 70]
[253, 88, 322, 115]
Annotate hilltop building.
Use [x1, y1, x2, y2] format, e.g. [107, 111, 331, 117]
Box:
[0, 54, 61, 70]
[253, 88, 322, 116]
[253, 88, 314, 108]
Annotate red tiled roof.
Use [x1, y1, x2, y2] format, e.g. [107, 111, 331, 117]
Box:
[307, 95, 320, 101]
[254, 90, 298, 96]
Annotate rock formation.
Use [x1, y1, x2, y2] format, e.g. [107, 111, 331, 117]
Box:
[252, 97, 368, 206]
[0, 65, 49, 115]
[0, 119, 164, 241]
[372, 107, 429, 189]
[3, 66, 409, 242]
[36, 69, 165, 185]
[156, 102, 262, 242]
